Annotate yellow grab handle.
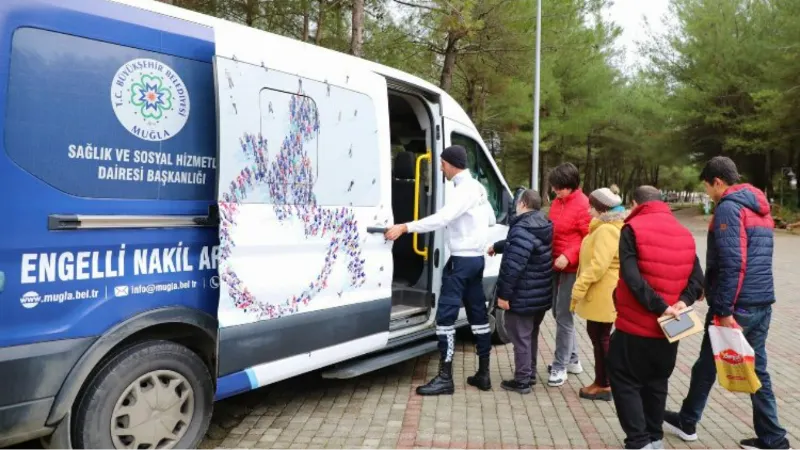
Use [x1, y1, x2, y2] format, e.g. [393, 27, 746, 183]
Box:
[413, 151, 432, 260]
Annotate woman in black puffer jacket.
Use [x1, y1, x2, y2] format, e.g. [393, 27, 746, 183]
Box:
[488, 189, 554, 394]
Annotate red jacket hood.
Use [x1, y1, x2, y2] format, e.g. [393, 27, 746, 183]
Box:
[721, 184, 771, 217]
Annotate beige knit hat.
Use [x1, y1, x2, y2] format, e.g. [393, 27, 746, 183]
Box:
[590, 187, 622, 209]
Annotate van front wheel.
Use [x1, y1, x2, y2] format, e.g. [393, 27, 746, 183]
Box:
[491, 308, 511, 345]
[73, 340, 213, 449]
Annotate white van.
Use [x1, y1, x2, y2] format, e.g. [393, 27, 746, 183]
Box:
[0, 0, 514, 447]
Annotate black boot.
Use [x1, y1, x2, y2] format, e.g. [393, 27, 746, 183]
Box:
[416, 359, 454, 396]
[467, 355, 492, 391]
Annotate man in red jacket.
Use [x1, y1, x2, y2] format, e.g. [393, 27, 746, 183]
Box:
[608, 185, 704, 449]
[546, 163, 591, 387]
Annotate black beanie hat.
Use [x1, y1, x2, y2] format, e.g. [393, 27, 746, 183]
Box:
[441, 145, 468, 170]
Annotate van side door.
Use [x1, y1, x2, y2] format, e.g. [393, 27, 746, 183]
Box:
[211, 50, 394, 391]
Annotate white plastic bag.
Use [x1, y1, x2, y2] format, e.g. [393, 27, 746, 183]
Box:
[708, 320, 761, 394]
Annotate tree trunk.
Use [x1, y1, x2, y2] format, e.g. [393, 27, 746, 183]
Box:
[653, 165, 660, 186]
[764, 149, 772, 199]
[465, 78, 477, 119]
[301, 0, 311, 41]
[244, 0, 258, 26]
[335, 1, 343, 45]
[439, 33, 458, 91]
[478, 85, 488, 127]
[624, 162, 642, 204]
[315, 0, 325, 45]
[584, 134, 592, 191]
[349, 0, 364, 56]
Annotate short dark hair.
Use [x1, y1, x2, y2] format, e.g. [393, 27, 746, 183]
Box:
[700, 156, 740, 186]
[632, 185, 662, 204]
[518, 189, 542, 210]
[548, 163, 581, 191]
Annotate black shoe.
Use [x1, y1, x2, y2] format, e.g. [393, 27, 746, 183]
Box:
[663, 411, 698, 442]
[467, 355, 492, 391]
[500, 379, 532, 394]
[416, 359, 454, 396]
[740, 437, 791, 449]
[529, 377, 538, 386]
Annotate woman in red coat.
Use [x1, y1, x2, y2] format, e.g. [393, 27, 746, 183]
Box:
[546, 163, 591, 387]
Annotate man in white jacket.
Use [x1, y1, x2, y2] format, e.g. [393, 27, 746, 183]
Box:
[386, 145, 496, 396]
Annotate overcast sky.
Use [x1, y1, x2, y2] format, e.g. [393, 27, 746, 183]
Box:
[603, 0, 672, 72]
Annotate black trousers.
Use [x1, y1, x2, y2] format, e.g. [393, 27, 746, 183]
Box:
[607, 330, 679, 449]
[435, 256, 491, 361]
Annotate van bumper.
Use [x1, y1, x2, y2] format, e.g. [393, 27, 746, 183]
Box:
[0, 337, 94, 447]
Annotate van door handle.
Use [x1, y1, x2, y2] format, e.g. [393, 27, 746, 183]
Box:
[0, 271, 5, 293]
[366, 226, 387, 234]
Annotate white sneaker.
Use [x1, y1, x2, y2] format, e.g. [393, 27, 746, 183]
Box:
[567, 361, 583, 374]
[548, 368, 567, 387]
[547, 362, 583, 375]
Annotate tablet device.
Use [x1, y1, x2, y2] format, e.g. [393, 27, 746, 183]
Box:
[662, 312, 695, 338]
[657, 306, 703, 343]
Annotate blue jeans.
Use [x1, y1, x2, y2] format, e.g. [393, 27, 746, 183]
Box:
[435, 256, 491, 362]
[679, 305, 787, 447]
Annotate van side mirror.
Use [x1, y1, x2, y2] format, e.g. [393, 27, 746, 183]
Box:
[512, 187, 526, 206]
[499, 187, 525, 225]
[496, 190, 511, 225]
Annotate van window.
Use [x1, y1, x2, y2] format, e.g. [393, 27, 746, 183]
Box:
[451, 133, 502, 217]
[224, 64, 381, 208]
[257, 87, 319, 195]
[4, 28, 216, 200]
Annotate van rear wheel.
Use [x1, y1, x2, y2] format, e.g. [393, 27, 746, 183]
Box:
[73, 340, 213, 449]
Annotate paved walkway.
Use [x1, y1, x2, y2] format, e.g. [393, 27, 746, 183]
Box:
[202, 209, 800, 449]
[201, 209, 800, 450]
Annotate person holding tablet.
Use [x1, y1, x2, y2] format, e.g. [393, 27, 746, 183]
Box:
[607, 185, 704, 450]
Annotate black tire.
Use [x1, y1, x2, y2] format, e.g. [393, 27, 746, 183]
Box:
[486, 284, 511, 345]
[491, 308, 511, 345]
[72, 340, 214, 449]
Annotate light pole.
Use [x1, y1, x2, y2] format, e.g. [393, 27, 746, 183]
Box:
[531, 0, 542, 191]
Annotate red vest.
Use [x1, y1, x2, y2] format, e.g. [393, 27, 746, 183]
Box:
[614, 201, 696, 338]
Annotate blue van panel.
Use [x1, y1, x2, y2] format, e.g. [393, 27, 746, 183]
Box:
[7, 28, 217, 200]
[0, 0, 219, 349]
[215, 369, 257, 401]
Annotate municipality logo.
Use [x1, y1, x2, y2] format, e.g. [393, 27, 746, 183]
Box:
[20, 291, 41, 309]
[111, 58, 190, 142]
